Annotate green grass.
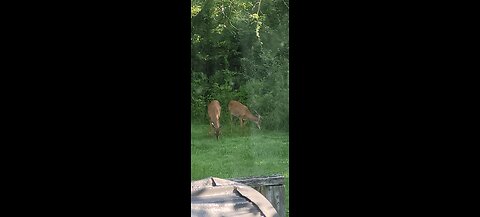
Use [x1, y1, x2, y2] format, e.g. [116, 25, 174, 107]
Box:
[191, 123, 289, 217]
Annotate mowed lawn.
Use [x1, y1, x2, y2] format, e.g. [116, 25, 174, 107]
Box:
[191, 123, 289, 216]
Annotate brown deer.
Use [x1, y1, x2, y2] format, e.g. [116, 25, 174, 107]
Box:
[228, 100, 261, 130]
[207, 100, 221, 140]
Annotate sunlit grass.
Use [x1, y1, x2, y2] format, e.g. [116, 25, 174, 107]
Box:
[191, 123, 289, 216]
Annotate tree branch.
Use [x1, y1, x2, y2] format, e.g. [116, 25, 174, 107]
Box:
[282, 0, 289, 10]
[257, 0, 262, 14]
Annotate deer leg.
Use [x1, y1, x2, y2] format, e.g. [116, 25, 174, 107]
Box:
[208, 123, 212, 135]
[229, 114, 233, 133]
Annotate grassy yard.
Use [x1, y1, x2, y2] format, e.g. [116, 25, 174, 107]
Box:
[191, 123, 289, 216]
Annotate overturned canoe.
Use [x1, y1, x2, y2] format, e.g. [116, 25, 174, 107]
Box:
[191, 177, 280, 217]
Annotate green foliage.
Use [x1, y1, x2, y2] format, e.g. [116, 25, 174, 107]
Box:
[191, 71, 208, 123]
[191, 0, 289, 131]
[207, 81, 234, 109]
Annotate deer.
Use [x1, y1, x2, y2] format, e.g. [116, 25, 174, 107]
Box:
[207, 100, 221, 140]
[228, 100, 261, 130]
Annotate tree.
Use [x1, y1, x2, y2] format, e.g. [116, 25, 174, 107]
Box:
[191, 0, 289, 131]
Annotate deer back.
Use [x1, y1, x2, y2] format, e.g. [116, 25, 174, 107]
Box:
[208, 100, 221, 128]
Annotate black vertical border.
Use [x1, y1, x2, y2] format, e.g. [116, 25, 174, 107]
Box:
[1, 0, 192, 215]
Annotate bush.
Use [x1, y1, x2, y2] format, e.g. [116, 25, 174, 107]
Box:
[239, 50, 289, 131]
[192, 49, 288, 131]
[191, 71, 208, 123]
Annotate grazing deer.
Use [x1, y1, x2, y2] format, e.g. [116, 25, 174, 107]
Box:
[228, 100, 261, 130]
[207, 100, 221, 140]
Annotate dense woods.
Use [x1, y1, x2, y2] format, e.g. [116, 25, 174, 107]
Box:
[191, 0, 289, 131]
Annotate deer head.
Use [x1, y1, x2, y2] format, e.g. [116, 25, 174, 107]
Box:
[211, 122, 220, 140]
